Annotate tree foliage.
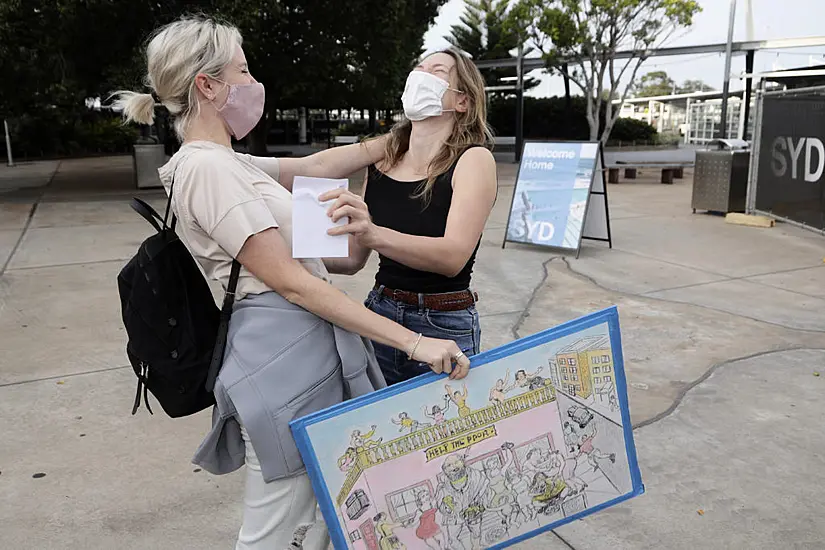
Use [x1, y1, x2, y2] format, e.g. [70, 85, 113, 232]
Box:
[0, 0, 445, 155]
[445, 0, 539, 94]
[506, 0, 701, 143]
[632, 70, 713, 97]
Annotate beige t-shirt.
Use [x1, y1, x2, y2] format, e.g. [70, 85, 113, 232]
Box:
[157, 141, 329, 300]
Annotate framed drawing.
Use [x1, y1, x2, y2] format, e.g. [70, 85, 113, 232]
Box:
[291, 306, 644, 550]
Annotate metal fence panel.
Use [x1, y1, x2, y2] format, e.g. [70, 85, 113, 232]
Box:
[747, 85, 825, 234]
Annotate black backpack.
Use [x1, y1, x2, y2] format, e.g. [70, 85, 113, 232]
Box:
[117, 181, 240, 418]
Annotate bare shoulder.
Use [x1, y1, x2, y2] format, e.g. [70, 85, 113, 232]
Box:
[453, 147, 497, 191]
[457, 146, 496, 170]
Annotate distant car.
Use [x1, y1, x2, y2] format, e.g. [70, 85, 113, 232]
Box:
[567, 406, 593, 429]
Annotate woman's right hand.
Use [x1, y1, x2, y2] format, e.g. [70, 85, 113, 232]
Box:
[412, 336, 471, 380]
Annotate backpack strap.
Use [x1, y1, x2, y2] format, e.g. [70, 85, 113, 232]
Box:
[162, 160, 240, 392]
[205, 259, 241, 392]
[163, 175, 177, 232]
[130, 198, 164, 233]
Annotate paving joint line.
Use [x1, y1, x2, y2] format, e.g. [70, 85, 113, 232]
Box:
[0, 161, 60, 276]
[479, 309, 526, 319]
[632, 346, 825, 430]
[558, 257, 825, 334]
[6, 257, 131, 272]
[0, 364, 130, 388]
[642, 262, 825, 298]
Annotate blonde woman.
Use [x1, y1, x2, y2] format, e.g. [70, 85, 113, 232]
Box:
[115, 16, 469, 550]
[321, 49, 498, 385]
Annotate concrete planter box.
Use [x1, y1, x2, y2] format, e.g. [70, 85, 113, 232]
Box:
[133, 143, 169, 189]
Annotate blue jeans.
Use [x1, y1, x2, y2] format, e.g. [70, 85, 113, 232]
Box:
[365, 286, 481, 386]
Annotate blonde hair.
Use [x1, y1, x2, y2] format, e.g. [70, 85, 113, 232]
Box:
[381, 48, 494, 204]
[113, 15, 242, 140]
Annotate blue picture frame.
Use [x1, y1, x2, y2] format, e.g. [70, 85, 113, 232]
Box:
[291, 306, 644, 550]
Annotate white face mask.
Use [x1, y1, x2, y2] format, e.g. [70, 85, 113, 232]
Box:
[401, 70, 461, 121]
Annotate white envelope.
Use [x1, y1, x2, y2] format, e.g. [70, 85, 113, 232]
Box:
[291, 176, 349, 259]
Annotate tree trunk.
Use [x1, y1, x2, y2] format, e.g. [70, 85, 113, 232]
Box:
[368, 108, 377, 133]
[246, 102, 276, 155]
[246, 118, 268, 155]
[586, 94, 599, 141]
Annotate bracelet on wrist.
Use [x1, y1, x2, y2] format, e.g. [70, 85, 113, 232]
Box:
[408, 333, 423, 360]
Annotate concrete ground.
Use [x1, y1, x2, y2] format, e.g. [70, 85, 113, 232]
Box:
[1, 155, 825, 549]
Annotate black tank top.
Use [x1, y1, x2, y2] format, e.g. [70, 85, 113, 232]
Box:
[364, 147, 484, 294]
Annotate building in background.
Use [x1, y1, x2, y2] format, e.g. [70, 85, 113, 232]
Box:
[555, 336, 613, 400]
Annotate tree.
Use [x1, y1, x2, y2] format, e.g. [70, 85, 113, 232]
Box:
[218, 0, 446, 151]
[634, 70, 677, 97]
[446, 0, 539, 95]
[632, 71, 713, 97]
[506, 0, 701, 143]
[679, 79, 713, 93]
[0, 0, 450, 155]
[344, 0, 447, 131]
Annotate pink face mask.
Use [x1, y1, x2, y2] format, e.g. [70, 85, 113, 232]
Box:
[213, 80, 266, 139]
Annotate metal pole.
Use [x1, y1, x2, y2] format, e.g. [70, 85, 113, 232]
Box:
[719, 0, 737, 139]
[515, 43, 524, 163]
[741, 50, 755, 140]
[745, 79, 765, 214]
[4, 119, 13, 167]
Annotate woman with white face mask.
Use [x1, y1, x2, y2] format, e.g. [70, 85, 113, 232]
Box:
[322, 49, 497, 386]
[114, 17, 470, 550]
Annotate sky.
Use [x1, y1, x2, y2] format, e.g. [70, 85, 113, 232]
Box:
[422, 0, 825, 98]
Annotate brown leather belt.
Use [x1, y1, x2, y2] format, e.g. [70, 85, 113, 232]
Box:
[377, 286, 478, 312]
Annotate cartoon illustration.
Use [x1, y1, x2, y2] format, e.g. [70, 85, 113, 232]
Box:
[484, 443, 519, 530]
[514, 367, 547, 391]
[435, 453, 490, 550]
[392, 412, 431, 434]
[422, 398, 451, 425]
[445, 384, 471, 418]
[374, 512, 406, 550]
[488, 369, 512, 404]
[505, 467, 537, 526]
[293, 313, 643, 550]
[567, 405, 594, 429]
[351, 425, 382, 450]
[609, 392, 619, 412]
[529, 469, 569, 516]
[407, 489, 447, 550]
[573, 423, 616, 472]
[338, 447, 358, 472]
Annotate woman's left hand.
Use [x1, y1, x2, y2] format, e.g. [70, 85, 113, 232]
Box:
[320, 188, 379, 247]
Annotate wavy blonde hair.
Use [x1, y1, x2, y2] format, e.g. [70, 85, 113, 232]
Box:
[382, 48, 493, 203]
[112, 15, 241, 140]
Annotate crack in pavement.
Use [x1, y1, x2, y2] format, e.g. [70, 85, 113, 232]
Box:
[511, 256, 556, 341]
[551, 530, 578, 549]
[632, 346, 825, 430]
[508, 256, 825, 434]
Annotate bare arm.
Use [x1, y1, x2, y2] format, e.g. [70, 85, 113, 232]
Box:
[323, 170, 373, 275]
[326, 147, 497, 278]
[276, 135, 389, 191]
[236, 227, 470, 378]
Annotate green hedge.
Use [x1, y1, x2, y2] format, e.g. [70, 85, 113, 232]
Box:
[327, 97, 658, 145]
[4, 111, 138, 160]
[487, 96, 657, 144]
